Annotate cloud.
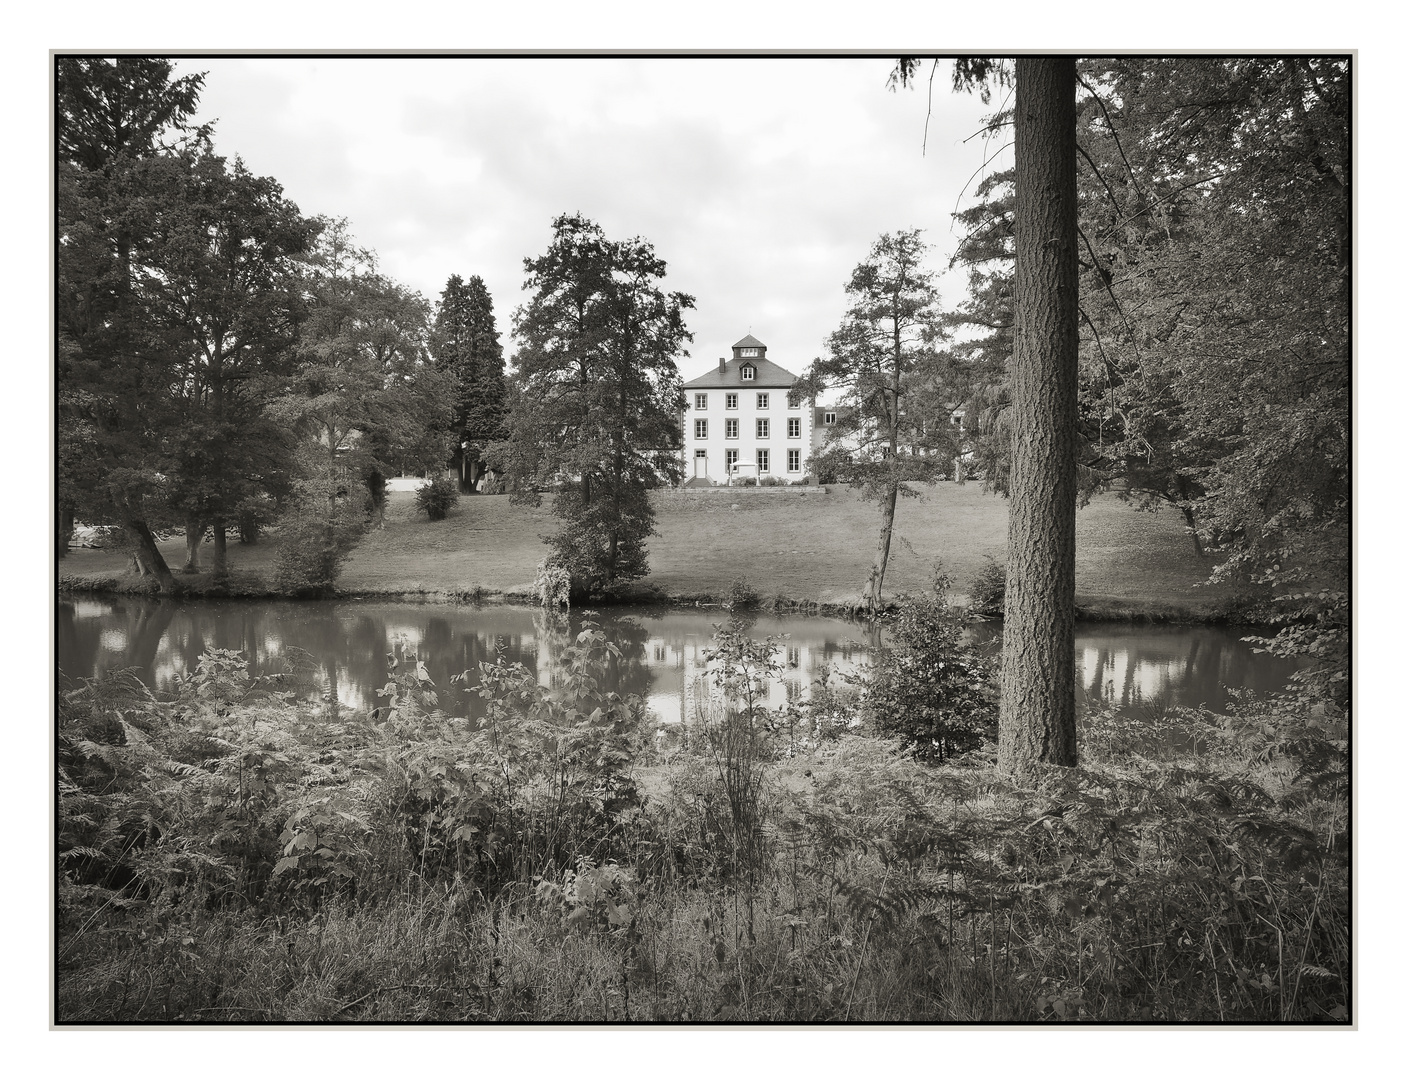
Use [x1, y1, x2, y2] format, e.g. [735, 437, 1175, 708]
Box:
[179, 56, 1005, 380]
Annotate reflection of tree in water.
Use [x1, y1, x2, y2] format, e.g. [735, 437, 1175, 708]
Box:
[56, 602, 102, 683]
[58, 602, 1309, 735]
[126, 601, 177, 673]
[525, 610, 653, 705]
[1076, 630, 1280, 713]
[596, 613, 652, 701]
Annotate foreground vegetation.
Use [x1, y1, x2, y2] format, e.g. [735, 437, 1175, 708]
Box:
[60, 485, 1240, 617]
[57, 607, 1346, 1023]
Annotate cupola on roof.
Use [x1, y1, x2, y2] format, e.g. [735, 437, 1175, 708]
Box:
[684, 332, 798, 389]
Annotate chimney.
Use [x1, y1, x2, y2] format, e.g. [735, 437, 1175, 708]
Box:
[718, 357, 726, 374]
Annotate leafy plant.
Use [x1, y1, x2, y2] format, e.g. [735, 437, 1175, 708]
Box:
[414, 473, 460, 521]
[968, 556, 1006, 617]
[862, 570, 996, 761]
[727, 576, 760, 610]
[533, 558, 571, 609]
[271, 477, 367, 597]
[693, 622, 784, 883]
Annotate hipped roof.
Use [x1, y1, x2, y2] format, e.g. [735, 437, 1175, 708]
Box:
[685, 355, 799, 389]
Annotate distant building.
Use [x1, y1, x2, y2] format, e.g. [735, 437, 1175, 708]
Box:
[680, 335, 813, 484]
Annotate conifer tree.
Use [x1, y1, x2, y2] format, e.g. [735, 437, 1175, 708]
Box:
[431, 274, 507, 488]
[503, 214, 691, 595]
[800, 229, 957, 612]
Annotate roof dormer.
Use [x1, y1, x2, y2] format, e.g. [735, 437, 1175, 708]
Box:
[732, 334, 766, 360]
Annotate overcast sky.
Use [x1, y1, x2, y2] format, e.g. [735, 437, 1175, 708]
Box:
[172, 57, 1011, 383]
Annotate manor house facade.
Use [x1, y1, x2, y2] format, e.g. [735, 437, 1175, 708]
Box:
[680, 335, 837, 485]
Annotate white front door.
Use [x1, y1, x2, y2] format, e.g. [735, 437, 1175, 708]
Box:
[694, 450, 707, 477]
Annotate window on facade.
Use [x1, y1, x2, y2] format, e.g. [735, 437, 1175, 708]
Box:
[741, 366, 755, 380]
[825, 411, 836, 425]
[725, 418, 739, 439]
[756, 418, 770, 439]
[726, 393, 738, 409]
[788, 448, 800, 472]
[695, 393, 707, 410]
[756, 449, 770, 473]
[741, 347, 760, 357]
[756, 392, 769, 410]
[694, 418, 707, 439]
[787, 391, 800, 409]
[695, 449, 707, 458]
[788, 417, 801, 438]
[726, 449, 738, 472]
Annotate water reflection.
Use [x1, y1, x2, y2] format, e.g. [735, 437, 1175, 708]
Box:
[57, 598, 1304, 724]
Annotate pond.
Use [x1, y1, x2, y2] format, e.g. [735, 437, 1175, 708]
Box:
[56, 597, 1307, 728]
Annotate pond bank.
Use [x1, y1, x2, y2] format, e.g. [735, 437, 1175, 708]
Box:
[56, 571, 1254, 625]
[56, 485, 1253, 624]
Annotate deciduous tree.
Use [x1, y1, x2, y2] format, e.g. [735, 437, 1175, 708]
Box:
[276, 222, 452, 537]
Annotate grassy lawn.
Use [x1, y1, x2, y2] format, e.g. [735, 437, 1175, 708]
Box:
[60, 482, 1239, 613]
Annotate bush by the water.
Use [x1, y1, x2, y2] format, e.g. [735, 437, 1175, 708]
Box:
[968, 555, 1006, 616]
[727, 575, 760, 610]
[862, 572, 996, 761]
[56, 618, 1348, 1022]
[414, 474, 460, 521]
[271, 483, 367, 597]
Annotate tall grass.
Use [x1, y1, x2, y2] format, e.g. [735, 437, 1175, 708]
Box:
[56, 622, 1348, 1023]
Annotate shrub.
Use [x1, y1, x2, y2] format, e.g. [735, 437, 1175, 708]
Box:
[968, 555, 1006, 616]
[272, 481, 367, 598]
[862, 571, 997, 761]
[533, 559, 571, 608]
[544, 484, 654, 598]
[733, 476, 756, 487]
[415, 473, 460, 521]
[760, 475, 781, 487]
[694, 621, 782, 881]
[727, 576, 760, 610]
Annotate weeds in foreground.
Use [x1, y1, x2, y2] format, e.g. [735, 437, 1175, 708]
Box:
[56, 623, 1348, 1022]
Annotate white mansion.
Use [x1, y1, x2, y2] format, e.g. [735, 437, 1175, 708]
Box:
[680, 334, 838, 485]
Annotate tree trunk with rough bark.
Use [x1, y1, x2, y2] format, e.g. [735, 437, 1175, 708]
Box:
[212, 521, 228, 575]
[58, 506, 75, 559]
[1180, 506, 1204, 559]
[125, 518, 176, 593]
[183, 521, 203, 573]
[998, 58, 1079, 777]
[865, 479, 899, 613]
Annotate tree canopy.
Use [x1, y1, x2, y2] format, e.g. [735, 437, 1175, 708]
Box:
[800, 229, 959, 611]
[57, 59, 451, 593]
[431, 273, 507, 483]
[500, 213, 692, 595]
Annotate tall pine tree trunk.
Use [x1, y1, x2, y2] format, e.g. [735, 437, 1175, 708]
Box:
[998, 58, 1079, 777]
